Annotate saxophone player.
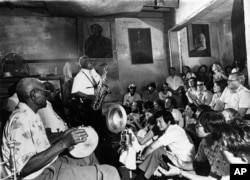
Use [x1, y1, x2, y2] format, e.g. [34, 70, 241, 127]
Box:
[70, 56, 106, 136]
[71, 55, 101, 101]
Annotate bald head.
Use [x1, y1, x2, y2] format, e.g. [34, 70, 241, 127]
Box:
[16, 78, 43, 103]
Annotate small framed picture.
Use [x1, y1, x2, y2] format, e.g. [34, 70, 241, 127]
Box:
[187, 24, 211, 57]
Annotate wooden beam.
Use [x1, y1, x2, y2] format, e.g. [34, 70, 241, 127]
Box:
[169, 0, 229, 32]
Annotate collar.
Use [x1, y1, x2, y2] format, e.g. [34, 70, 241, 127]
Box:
[229, 85, 243, 93]
[16, 102, 39, 120]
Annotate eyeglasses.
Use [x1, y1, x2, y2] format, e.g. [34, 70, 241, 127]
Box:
[195, 123, 203, 128]
[227, 79, 238, 82]
[33, 88, 51, 97]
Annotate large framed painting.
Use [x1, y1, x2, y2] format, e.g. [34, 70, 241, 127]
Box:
[187, 24, 211, 57]
[83, 20, 113, 58]
[128, 28, 153, 64]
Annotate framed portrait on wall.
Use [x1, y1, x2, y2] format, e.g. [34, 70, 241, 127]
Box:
[187, 24, 211, 57]
[82, 20, 113, 58]
[128, 28, 153, 64]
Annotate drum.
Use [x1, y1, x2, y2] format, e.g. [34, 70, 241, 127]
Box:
[69, 126, 99, 158]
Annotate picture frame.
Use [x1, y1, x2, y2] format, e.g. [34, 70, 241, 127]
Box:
[187, 24, 211, 57]
[128, 28, 153, 64]
[82, 20, 113, 59]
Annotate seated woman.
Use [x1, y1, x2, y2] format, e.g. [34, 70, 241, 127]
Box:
[210, 83, 223, 109]
[158, 82, 172, 101]
[126, 100, 143, 132]
[153, 99, 165, 113]
[222, 108, 240, 122]
[134, 111, 195, 180]
[154, 123, 250, 180]
[212, 63, 227, 87]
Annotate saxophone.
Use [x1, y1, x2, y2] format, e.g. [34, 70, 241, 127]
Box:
[92, 65, 111, 111]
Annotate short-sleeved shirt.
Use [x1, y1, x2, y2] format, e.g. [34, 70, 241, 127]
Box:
[166, 76, 184, 91]
[171, 109, 184, 127]
[38, 101, 68, 133]
[220, 85, 250, 113]
[195, 89, 213, 105]
[1, 103, 56, 179]
[158, 91, 172, 101]
[122, 93, 141, 106]
[71, 68, 101, 96]
[158, 124, 195, 162]
[196, 138, 229, 177]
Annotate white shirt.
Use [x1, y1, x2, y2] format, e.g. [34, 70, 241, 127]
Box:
[1, 103, 57, 179]
[171, 109, 184, 127]
[38, 101, 68, 133]
[158, 124, 195, 162]
[166, 76, 184, 91]
[5, 93, 19, 112]
[71, 68, 101, 95]
[220, 85, 250, 114]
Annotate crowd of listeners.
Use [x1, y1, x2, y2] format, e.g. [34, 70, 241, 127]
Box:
[1, 60, 250, 180]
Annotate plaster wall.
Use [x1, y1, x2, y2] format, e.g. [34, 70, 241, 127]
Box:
[115, 18, 168, 96]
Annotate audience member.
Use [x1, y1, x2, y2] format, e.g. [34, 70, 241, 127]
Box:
[182, 66, 196, 87]
[196, 65, 210, 88]
[185, 77, 197, 104]
[210, 84, 223, 109]
[158, 82, 172, 101]
[154, 123, 250, 180]
[166, 67, 184, 108]
[215, 72, 250, 116]
[122, 83, 141, 110]
[134, 111, 195, 180]
[212, 63, 227, 87]
[141, 82, 158, 103]
[193, 79, 213, 106]
[164, 97, 184, 127]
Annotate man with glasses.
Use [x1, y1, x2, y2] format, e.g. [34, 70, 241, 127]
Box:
[1, 78, 120, 180]
[192, 79, 212, 106]
[215, 72, 250, 116]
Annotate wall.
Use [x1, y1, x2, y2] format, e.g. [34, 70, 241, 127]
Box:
[115, 18, 168, 96]
[178, 21, 233, 72]
[0, 16, 78, 60]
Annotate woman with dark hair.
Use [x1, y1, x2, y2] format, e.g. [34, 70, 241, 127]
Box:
[196, 65, 210, 88]
[154, 123, 250, 180]
[158, 82, 172, 101]
[224, 65, 232, 77]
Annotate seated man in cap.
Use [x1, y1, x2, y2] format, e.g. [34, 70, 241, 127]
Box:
[1, 78, 120, 180]
[122, 83, 141, 111]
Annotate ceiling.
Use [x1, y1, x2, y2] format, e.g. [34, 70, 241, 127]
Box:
[0, 0, 178, 17]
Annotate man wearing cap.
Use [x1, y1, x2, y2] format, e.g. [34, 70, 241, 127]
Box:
[71, 55, 100, 100]
[122, 83, 141, 108]
[84, 23, 112, 58]
[70, 55, 107, 139]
